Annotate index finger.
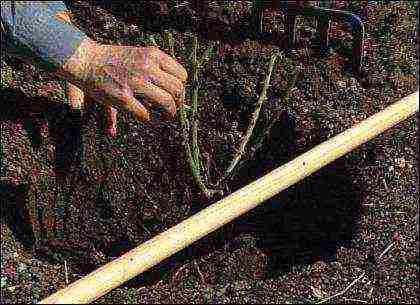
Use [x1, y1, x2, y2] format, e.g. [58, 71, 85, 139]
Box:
[156, 50, 188, 83]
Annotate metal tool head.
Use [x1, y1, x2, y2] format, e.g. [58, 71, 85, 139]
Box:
[252, 0, 365, 75]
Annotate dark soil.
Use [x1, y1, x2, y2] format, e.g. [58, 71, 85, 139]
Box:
[1, 1, 418, 303]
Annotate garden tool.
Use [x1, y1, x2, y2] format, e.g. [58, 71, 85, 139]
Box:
[252, 0, 365, 75]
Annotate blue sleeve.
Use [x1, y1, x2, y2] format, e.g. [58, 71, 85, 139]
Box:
[1, 1, 88, 71]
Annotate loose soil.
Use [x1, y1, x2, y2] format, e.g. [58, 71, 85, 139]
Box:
[1, 1, 418, 303]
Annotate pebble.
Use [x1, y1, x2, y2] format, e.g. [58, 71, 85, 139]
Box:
[337, 80, 347, 88]
[395, 157, 406, 169]
[0, 276, 7, 289]
[17, 263, 27, 273]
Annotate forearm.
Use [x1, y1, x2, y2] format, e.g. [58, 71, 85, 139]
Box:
[0, 1, 88, 71]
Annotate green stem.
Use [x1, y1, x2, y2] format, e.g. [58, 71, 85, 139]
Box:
[180, 90, 221, 198]
[163, 30, 175, 58]
[251, 59, 301, 156]
[215, 52, 280, 186]
[166, 32, 221, 198]
[190, 35, 202, 172]
[191, 39, 218, 175]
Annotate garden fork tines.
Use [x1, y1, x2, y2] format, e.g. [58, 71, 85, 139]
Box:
[253, 1, 365, 75]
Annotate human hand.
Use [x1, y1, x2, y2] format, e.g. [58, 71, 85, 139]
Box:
[65, 83, 119, 137]
[59, 38, 188, 135]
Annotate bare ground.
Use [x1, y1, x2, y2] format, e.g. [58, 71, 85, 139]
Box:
[0, 1, 418, 303]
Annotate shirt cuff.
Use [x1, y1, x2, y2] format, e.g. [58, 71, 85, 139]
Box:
[1, 1, 88, 71]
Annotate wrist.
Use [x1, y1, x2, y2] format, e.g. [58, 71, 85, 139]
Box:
[57, 37, 103, 87]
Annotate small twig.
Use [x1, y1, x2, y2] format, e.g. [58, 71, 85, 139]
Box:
[315, 272, 366, 304]
[226, 58, 301, 178]
[378, 241, 395, 260]
[193, 259, 206, 284]
[64, 260, 69, 285]
[382, 177, 389, 191]
[342, 298, 369, 303]
[282, 60, 301, 101]
[191, 38, 221, 197]
[316, 241, 396, 304]
[215, 52, 280, 185]
[172, 38, 208, 196]
[172, 263, 190, 282]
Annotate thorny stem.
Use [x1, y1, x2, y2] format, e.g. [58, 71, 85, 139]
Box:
[214, 52, 280, 186]
[179, 90, 211, 197]
[190, 35, 202, 172]
[247, 59, 302, 160]
[190, 36, 218, 175]
[163, 30, 175, 59]
[179, 89, 221, 198]
[165, 31, 221, 198]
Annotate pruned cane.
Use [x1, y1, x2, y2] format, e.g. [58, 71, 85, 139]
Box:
[39, 91, 419, 304]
